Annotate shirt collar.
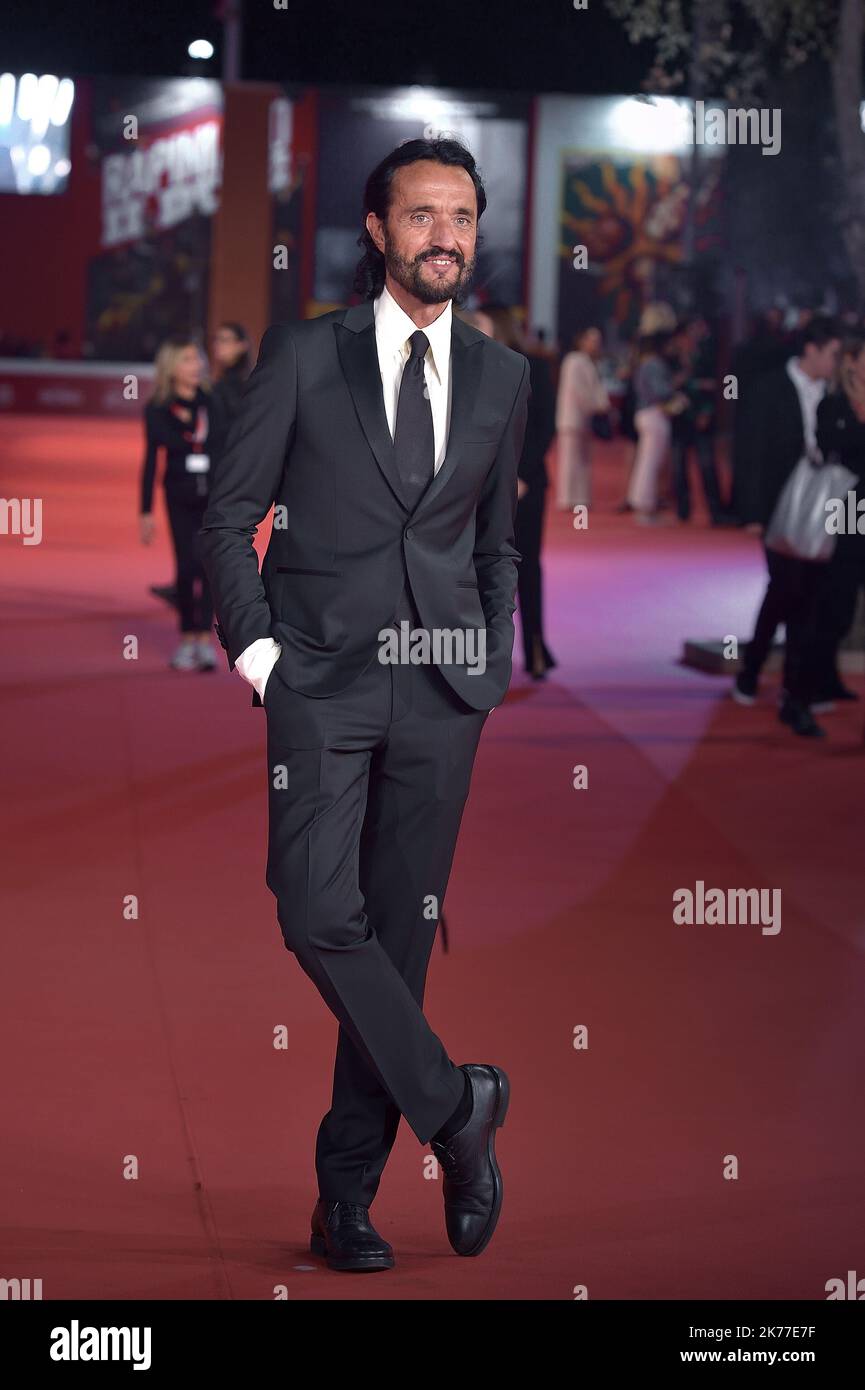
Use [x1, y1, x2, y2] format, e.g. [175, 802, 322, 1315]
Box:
[374, 284, 452, 381]
[787, 355, 824, 397]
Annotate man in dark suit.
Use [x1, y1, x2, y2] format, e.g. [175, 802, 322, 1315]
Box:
[732, 315, 841, 737]
[199, 138, 529, 1271]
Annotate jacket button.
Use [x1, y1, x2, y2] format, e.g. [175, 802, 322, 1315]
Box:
[404, 526, 414, 540]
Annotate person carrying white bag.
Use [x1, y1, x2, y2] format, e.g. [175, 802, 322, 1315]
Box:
[732, 316, 848, 738]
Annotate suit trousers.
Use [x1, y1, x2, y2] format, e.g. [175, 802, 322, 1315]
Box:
[742, 545, 825, 703]
[263, 584, 490, 1205]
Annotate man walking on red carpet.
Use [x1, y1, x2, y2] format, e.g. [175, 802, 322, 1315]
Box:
[199, 138, 529, 1270]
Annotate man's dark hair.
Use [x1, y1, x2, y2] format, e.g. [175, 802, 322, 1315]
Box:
[219, 320, 248, 343]
[353, 137, 486, 301]
[800, 314, 841, 351]
[217, 320, 251, 376]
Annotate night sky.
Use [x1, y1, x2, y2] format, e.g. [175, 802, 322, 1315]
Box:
[2, 0, 649, 95]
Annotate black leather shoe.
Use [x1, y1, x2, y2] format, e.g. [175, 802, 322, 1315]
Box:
[778, 696, 825, 739]
[309, 1200, 394, 1272]
[430, 1064, 510, 1257]
[825, 681, 859, 702]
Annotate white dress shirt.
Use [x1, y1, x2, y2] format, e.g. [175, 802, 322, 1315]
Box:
[235, 287, 453, 700]
[374, 282, 452, 473]
[785, 355, 826, 460]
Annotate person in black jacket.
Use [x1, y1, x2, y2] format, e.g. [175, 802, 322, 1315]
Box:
[208, 321, 251, 472]
[732, 315, 841, 736]
[485, 304, 557, 678]
[730, 310, 789, 524]
[669, 316, 728, 525]
[139, 335, 219, 671]
[812, 333, 865, 705]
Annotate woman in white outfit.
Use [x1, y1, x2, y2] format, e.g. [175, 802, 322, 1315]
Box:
[626, 304, 686, 523]
[555, 326, 609, 510]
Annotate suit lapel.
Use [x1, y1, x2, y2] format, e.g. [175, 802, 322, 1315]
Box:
[334, 299, 485, 517]
[335, 302, 410, 511]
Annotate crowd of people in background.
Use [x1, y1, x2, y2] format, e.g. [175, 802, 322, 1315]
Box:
[134, 299, 865, 733]
[556, 301, 734, 527]
[731, 311, 865, 738]
[456, 299, 738, 683]
[462, 297, 865, 736]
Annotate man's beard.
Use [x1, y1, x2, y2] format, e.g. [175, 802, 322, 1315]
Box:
[383, 236, 476, 305]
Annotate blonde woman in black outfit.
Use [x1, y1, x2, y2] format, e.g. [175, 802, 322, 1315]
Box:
[139, 336, 219, 671]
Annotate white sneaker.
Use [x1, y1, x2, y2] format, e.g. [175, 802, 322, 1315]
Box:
[731, 672, 758, 706]
[196, 643, 217, 672]
[170, 641, 199, 671]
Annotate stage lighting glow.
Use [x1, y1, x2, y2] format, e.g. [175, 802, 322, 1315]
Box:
[50, 78, 74, 126]
[15, 72, 38, 122]
[379, 86, 462, 128]
[30, 74, 59, 138]
[0, 71, 74, 192]
[27, 143, 51, 176]
[188, 39, 214, 60]
[609, 96, 692, 153]
[0, 72, 15, 125]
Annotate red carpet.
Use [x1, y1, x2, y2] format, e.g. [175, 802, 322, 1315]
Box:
[2, 414, 864, 1300]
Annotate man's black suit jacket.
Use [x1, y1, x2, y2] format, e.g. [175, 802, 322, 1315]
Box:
[740, 364, 807, 526]
[198, 299, 531, 711]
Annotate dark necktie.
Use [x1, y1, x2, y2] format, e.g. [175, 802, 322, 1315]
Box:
[393, 329, 435, 509]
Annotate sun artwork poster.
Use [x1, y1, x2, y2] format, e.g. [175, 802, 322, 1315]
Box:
[557, 150, 722, 350]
